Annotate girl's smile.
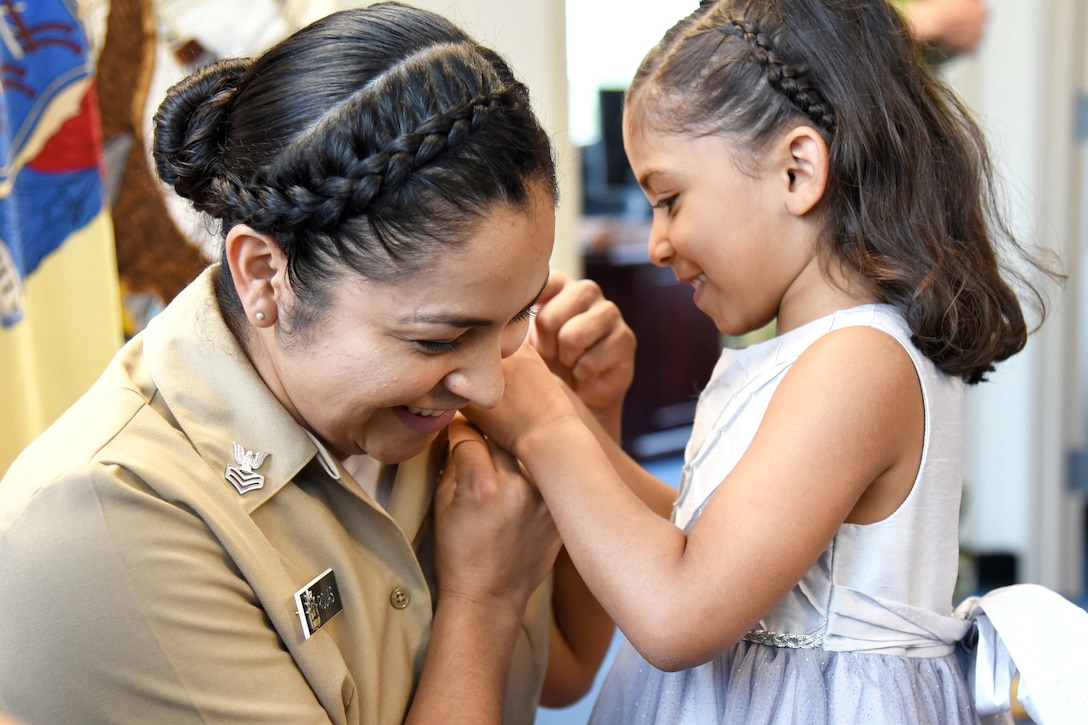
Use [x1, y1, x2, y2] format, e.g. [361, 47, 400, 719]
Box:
[622, 119, 809, 337]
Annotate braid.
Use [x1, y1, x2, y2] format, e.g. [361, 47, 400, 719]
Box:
[216, 90, 514, 235]
[721, 18, 837, 135]
[152, 58, 250, 211]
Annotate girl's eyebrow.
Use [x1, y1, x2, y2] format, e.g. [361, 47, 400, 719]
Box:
[399, 275, 549, 328]
[637, 167, 670, 191]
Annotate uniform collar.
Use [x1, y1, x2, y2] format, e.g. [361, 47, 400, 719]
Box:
[141, 266, 319, 514]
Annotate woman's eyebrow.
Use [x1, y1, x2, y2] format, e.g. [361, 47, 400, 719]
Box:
[400, 275, 549, 328]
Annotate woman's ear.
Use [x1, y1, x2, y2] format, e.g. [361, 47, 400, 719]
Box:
[780, 125, 830, 217]
[224, 224, 285, 327]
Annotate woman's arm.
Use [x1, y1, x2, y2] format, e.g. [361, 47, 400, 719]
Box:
[408, 418, 561, 723]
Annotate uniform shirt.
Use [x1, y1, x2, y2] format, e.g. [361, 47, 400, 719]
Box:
[0, 267, 551, 724]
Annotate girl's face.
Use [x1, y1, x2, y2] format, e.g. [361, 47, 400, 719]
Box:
[260, 189, 554, 464]
[622, 112, 821, 337]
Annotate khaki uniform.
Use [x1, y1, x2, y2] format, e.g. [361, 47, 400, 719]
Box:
[0, 268, 550, 724]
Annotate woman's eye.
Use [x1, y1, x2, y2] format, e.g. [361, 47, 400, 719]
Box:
[511, 304, 538, 324]
[413, 338, 464, 354]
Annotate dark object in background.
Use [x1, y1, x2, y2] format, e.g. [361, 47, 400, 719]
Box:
[976, 552, 1019, 591]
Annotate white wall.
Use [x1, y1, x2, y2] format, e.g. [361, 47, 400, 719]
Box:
[565, 1, 693, 146]
[949, 0, 1086, 594]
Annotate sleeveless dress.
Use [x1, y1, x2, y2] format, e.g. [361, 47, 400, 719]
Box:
[590, 304, 982, 724]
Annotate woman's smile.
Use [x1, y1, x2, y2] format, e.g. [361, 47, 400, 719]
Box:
[392, 405, 459, 434]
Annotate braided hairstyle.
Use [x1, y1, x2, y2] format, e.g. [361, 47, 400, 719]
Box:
[152, 2, 556, 341]
[628, 0, 1055, 384]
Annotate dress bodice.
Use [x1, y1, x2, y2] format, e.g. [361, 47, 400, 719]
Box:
[674, 305, 966, 655]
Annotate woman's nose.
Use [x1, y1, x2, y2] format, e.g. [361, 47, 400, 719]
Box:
[444, 347, 505, 409]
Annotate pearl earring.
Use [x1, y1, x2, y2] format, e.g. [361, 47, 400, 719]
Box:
[255, 311, 266, 322]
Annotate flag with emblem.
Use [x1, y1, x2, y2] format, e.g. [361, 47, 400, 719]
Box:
[0, 0, 123, 472]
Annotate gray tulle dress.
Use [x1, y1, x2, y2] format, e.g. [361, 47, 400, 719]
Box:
[590, 305, 986, 724]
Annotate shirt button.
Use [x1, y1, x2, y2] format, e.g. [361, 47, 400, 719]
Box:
[390, 586, 410, 610]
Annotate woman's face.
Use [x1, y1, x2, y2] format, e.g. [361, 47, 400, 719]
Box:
[263, 190, 555, 464]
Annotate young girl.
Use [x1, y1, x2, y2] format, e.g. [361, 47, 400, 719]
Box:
[463, 0, 1086, 722]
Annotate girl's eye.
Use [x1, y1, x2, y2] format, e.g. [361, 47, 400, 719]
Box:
[652, 195, 677, 212]
[511, 304, 538, 324]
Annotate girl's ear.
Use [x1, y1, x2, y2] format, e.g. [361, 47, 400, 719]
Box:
[224, 224, 285, 328]
[780, 125, 830, 217]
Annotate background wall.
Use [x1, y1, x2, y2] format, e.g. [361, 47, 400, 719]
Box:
[945, 0, 1086, 595]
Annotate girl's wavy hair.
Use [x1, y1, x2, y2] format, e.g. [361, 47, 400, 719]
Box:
[628, 0, 1058, 383]
[152, 2, 557, 340]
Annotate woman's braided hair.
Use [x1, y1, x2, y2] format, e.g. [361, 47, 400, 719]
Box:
[208, 90, 518, 237]
[152, 2, 556, 340]
[628, 0, 1056, 384]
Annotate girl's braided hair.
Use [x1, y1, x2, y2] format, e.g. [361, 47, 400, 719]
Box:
[628, 0, 1057, 384]
[152, 2, 556, 340]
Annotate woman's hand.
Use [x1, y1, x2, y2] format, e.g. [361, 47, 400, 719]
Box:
[433, 416, 561, 608]
[530, 272, 635, 440]
[410, 417, 561, 723]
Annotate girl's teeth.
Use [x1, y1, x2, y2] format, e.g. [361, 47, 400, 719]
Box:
[692, 274, 707, 290]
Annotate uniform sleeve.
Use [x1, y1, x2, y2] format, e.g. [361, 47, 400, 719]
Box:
[0, 467, 336, 725]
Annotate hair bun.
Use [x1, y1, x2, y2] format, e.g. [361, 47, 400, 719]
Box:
[152, 57, 251, 211]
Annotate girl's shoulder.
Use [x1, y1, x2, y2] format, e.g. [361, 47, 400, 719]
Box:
[789, 304, 920, 385]
[804, 303, 907, 338]
[766, 303, 912, 365]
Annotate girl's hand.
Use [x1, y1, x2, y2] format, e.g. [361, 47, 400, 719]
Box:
[530, 272, 635, 439]
[465, 341, 583, 459]
[433, 416, 561, 608]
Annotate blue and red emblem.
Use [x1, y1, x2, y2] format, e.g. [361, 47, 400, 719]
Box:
[0, 0, 104, 327]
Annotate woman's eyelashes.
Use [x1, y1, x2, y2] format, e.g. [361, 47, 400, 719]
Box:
[413, 337, 464, 354]
[411, 305, 537, 354]
[511, 303, 538, 323]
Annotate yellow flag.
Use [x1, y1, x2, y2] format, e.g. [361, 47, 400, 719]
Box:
[0, 1, 123, 472]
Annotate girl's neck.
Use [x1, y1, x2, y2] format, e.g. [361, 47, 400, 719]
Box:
[776, 255, 878, 335]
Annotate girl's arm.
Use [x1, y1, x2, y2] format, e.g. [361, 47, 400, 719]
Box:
[528, 271, 636, 705]
[468, 326, 923, 672]
[539, 547, 615, 706]
[531, 271, 676, 517]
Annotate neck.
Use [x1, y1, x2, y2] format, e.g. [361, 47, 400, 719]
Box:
[776, 255, 877, 335]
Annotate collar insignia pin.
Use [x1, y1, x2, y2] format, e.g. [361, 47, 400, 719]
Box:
[225, 442, 269, 494]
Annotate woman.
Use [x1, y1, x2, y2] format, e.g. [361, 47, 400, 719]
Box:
[0, 4, 631, 723]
